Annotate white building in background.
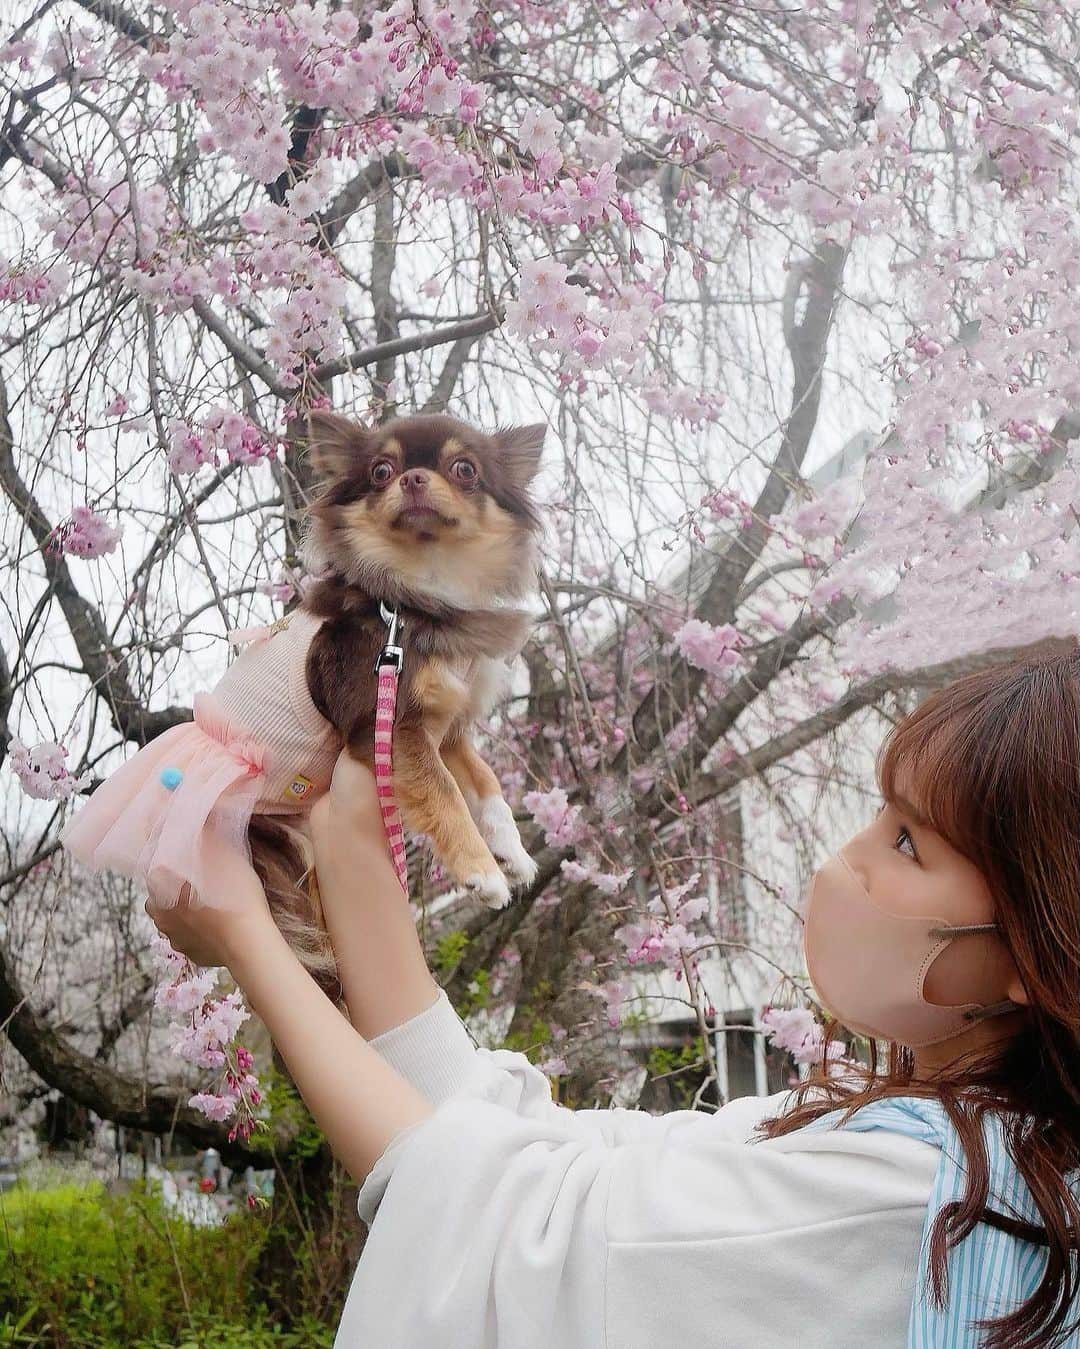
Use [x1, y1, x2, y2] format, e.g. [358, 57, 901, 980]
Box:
[618, 432, 878, 1108]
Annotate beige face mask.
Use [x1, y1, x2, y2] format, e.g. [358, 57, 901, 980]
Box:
[804, 850, 1021, 1048]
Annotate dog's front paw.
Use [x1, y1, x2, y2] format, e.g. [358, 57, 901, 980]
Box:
[478, 797, 538, 888]
[463, 868, 513, 910]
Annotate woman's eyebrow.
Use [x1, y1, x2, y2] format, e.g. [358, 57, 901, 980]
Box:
[880, 791, 930, 827]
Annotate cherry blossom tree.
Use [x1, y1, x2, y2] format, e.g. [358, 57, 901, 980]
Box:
[3, 0, 1080, 1316]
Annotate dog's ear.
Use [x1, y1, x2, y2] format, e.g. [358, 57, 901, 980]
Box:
[306, 411, 370, 480]
[494, 423, 546, 489]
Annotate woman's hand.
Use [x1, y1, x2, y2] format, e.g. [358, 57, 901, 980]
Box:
[309, 750, 441, 1039]
[144, 821, 275, 970]
[310, 750, 390, 847]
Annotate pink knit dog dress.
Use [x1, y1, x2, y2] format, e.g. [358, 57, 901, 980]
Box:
[62, 607, 341, 907]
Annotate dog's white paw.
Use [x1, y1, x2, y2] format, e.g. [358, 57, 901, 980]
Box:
[464, 869, 513, 909]
[500, 847, 538, 888]
[478, 797, 538, 888]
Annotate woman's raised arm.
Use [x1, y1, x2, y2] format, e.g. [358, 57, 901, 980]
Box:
[308, 751, 443, 1040]
[144, 823, 434, 1184]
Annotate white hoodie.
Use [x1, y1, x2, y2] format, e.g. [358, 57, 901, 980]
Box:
[333, 989, 941, 1349]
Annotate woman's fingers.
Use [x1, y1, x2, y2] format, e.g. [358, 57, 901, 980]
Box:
[144, 884, 174, 927]
[328, 751, 380, 804]
[311, 754, 406, 913]
[142, 858, 271, 970]
[320, 751, 386, 847]
[144, 885, 197, 959]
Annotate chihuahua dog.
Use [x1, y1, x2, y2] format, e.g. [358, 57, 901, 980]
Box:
[62, 410, 544, 999]
[296, 409, 543, 907]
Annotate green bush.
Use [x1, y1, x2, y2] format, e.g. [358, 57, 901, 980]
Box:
[0, 1178, 336, 1348]
[645, 1037, 710, 1109]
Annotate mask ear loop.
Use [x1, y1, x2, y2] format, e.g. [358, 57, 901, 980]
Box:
[926, 922, 1024, 1023]
[962, 999, 1023, 1023]
[927, 922, 999, 937]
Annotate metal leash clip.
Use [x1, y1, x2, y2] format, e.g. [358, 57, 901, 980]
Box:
[375, 600, 404, 674]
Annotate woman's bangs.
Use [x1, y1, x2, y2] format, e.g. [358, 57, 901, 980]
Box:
[876, 697, 982, 855]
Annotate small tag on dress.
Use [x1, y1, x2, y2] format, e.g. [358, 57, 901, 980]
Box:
[282, 774, 314, 802]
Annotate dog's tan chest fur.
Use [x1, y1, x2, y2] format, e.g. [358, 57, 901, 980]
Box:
[411, 655, 507, 745]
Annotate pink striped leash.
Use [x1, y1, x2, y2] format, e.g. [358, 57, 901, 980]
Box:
[374, 602, 408, 895]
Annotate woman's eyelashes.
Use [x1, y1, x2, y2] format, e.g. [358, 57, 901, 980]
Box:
[895, 825, 919, 861]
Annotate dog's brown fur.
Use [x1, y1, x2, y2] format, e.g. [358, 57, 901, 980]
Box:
[249, 412, 545, 996]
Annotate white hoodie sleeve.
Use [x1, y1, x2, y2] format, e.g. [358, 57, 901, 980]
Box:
[333, 990, 940, 1349]
[363, 985, 784, 1144]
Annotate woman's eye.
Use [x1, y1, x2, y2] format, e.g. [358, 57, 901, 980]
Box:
[896, 827, 918, 860]
[370, 460, 396, 484]
[450, 459, 477, 484]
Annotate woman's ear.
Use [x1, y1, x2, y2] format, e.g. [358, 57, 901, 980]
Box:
[1004, 971, 1030, 1006]
[494, 423, 546, 490]
[306, 411, 369, 481]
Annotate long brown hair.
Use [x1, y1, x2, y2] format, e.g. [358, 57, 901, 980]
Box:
[248, 815, 341, 1004]
[756, 649, 1080, 1349]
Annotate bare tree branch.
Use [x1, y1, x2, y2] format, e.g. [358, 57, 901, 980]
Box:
[0, 371, 189, 745]
[265, 103, 326, 207]
[190, 298, 291, 400]
[0, 638, 12, 747]
[94, 972, 154, 1062]
[70, 0, 151, 44]
[641, 601, 851, 820]
[317, 153, 414, 247]
[625, 241, 847, 763]
[422, 330, 490, 414]
[311, 313, 502, 383]
[685, 637, 1077, 811]
[370, 184, 401, 405]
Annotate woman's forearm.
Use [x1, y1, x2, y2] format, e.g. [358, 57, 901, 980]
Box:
[311, 790, 441, 1039]
[227, 916, 433, 1181]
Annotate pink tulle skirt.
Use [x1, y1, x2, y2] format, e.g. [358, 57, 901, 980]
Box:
[62, 693, 273, 907]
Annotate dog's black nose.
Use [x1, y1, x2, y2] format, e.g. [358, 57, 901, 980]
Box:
[400, 469, 429, 493]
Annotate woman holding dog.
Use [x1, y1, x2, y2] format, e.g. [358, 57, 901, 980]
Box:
[147, 649, 1080, 1348]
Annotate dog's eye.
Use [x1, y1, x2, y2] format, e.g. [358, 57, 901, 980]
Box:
[370, 459, 396, 485]
[450, 459, 478, 484]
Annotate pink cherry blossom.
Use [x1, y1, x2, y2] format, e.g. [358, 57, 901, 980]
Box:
[188, 1091, 236, 1123]
[9, 738, 91, 801]
[760, 1006, 827, 1066]
[523, 786, 584, 848]
[155, 968, 218, 1015]
[53, 506, 122, 559]
[787, 479, 859, 541]
[673, 619, 746, 679]
[0, 256, 69, 306]
[151, 935, 263, 1134]
[518, 106, 562, 160]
